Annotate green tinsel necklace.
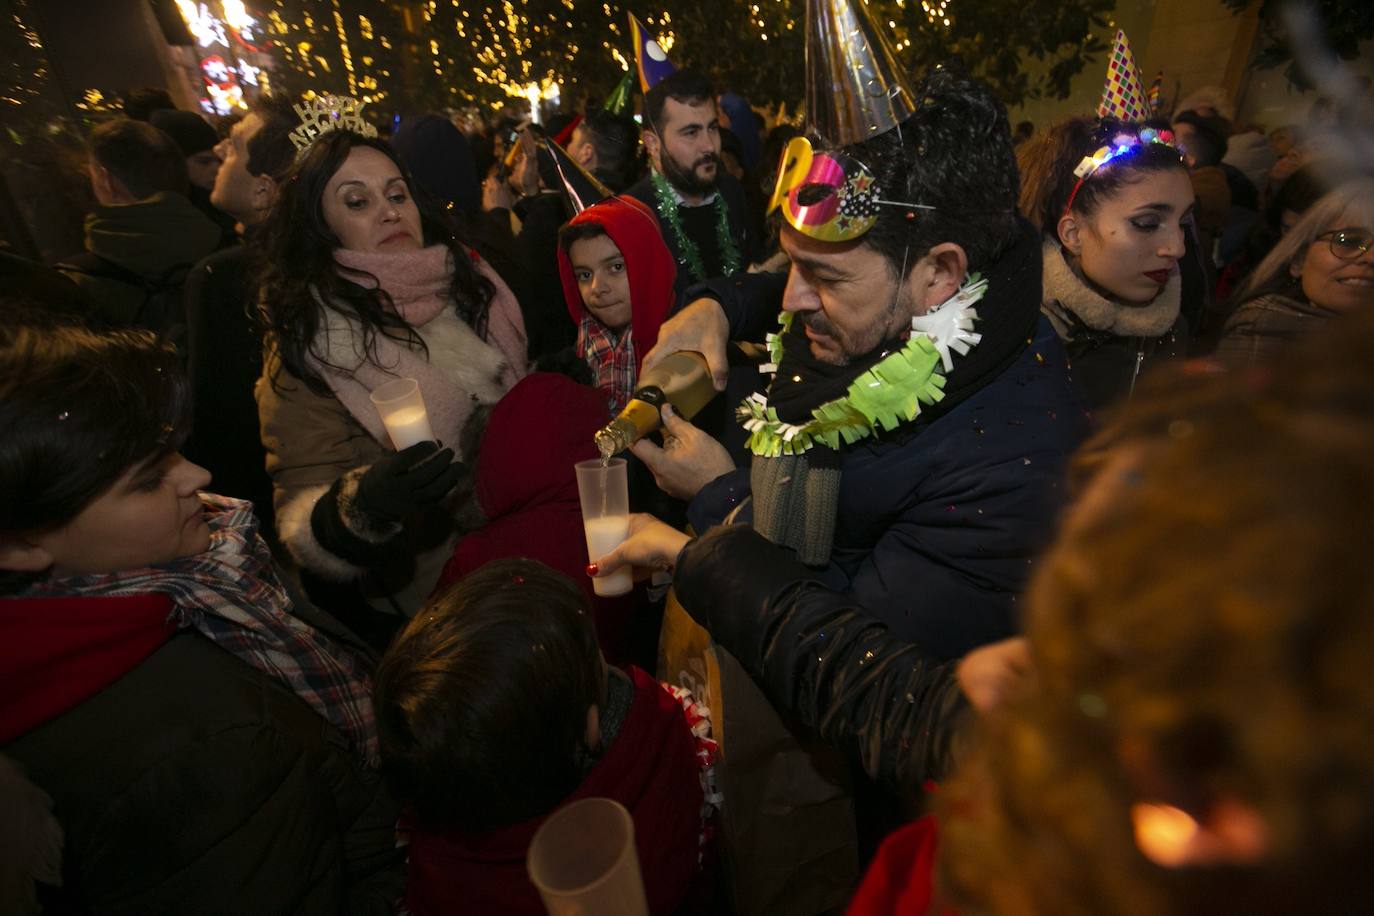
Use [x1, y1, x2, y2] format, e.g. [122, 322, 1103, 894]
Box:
[650, 172, 742, 282]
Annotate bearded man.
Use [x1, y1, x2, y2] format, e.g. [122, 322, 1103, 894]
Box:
[624, 70, 755, 301]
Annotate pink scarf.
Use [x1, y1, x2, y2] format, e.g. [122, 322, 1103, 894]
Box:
[309, 244, 528, 451]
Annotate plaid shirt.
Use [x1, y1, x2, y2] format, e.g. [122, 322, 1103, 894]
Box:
[25, 495, 379, 765]
[578, 313, 638, 413]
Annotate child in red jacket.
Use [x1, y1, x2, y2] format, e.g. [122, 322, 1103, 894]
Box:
[376, 558, 714, 916]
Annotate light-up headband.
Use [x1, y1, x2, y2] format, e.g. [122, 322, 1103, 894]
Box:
[1063, 127, 1180, 213]
[767, 135, 933, 243]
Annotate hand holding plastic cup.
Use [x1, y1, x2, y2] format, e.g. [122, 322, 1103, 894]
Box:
[575, 458, 633, 597]
[526, 797, 649, 916]
[370, 378, 434, 451]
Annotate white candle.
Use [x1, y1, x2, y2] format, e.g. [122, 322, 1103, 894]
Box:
[584, 515, 633, 597]
[382, 404, 435, 450]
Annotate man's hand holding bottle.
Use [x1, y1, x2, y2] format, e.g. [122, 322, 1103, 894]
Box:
[631, 405, 735, 502]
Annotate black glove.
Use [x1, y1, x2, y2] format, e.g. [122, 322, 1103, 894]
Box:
[310, 442, 464, 567]
[353, 441, 464, 522]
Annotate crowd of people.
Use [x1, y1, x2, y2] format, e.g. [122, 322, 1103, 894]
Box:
[2, 7, 1373, 915]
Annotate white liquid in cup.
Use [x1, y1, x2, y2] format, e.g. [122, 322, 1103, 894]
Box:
[382, 404, 435, 450]
[584, 515, 633, 597]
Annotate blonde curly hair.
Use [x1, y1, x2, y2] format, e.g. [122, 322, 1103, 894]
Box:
[937, 313, 1374, 916]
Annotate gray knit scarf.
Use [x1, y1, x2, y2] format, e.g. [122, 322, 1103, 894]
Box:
[750, 451, 842, 566]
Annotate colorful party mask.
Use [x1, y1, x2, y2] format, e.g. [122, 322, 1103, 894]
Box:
[768, 135, 932, 243]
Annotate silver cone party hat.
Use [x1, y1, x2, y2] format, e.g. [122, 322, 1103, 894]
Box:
[537, 135, 613, 215]
[805, 0, 917, 147]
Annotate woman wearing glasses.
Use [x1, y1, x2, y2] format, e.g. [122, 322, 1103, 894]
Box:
[1215, 179, 1374, 368]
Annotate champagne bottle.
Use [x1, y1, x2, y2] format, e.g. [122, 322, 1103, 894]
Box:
[595, 350, 717, 458]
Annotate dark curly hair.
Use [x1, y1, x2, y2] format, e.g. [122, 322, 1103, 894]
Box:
[257, 130, 495, 394]
[1017, 116, 1188, 237]
[374, 558, 604, 831]
[835, 65, 1021, 277]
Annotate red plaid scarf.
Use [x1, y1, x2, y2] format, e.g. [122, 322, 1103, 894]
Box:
[577, 314, 638, 413]
[22, 495, 379, 765]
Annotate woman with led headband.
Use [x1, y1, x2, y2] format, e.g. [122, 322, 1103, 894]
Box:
[1215, 179, 1374, 368]
[257, 102, 528, 618]
[1017, 116, 1197, 409]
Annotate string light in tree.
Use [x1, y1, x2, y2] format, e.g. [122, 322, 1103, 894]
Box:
[1, 0, 57, 115]
[261, 0, 400, 106]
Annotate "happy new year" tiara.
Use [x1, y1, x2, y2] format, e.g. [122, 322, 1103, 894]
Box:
[288, 95, 377, 157]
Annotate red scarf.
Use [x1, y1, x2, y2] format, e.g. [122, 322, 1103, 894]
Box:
[401, 666, 703, 916]
[0, 593, 175, 743]
[15, 496, 379, 764]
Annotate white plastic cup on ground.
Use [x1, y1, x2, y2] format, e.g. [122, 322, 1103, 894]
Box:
[526, 797, 648, 916]
[574, 458, 633, 597]
[369, 378, 434, 451]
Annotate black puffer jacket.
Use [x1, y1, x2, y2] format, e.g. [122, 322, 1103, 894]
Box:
[674, 524, 967, 794]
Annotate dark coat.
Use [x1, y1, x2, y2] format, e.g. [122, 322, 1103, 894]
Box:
[56, 193, 223, 345]
[182, 242, 276, 537]
[1212, 291, 1337, 370]
[473, 192, 577, 364]
[623, 171, 755, 304]
[3, 596, 403, 915]
[687, 317, 1089, 662]
[1040, 239, 1191, 411]
[1052, 312, 1189, 411]
[674, 524, 967, 792]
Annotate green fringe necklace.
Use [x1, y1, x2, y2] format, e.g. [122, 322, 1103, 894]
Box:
[650, 172, 742, 283]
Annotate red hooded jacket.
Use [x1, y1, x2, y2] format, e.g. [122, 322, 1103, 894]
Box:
[439, 372, 640, 662]
[556, 195, 677, 380]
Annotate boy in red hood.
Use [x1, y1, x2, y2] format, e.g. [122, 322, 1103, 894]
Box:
[557, 195, 677, 413]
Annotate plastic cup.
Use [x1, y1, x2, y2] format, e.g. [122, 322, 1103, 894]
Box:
[526, 797, 649, 916]
[369, 378, 434, 451]
[575, 458, 633, 597]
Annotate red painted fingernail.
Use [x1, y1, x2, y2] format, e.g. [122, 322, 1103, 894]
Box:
[585, 563, 599, 577]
